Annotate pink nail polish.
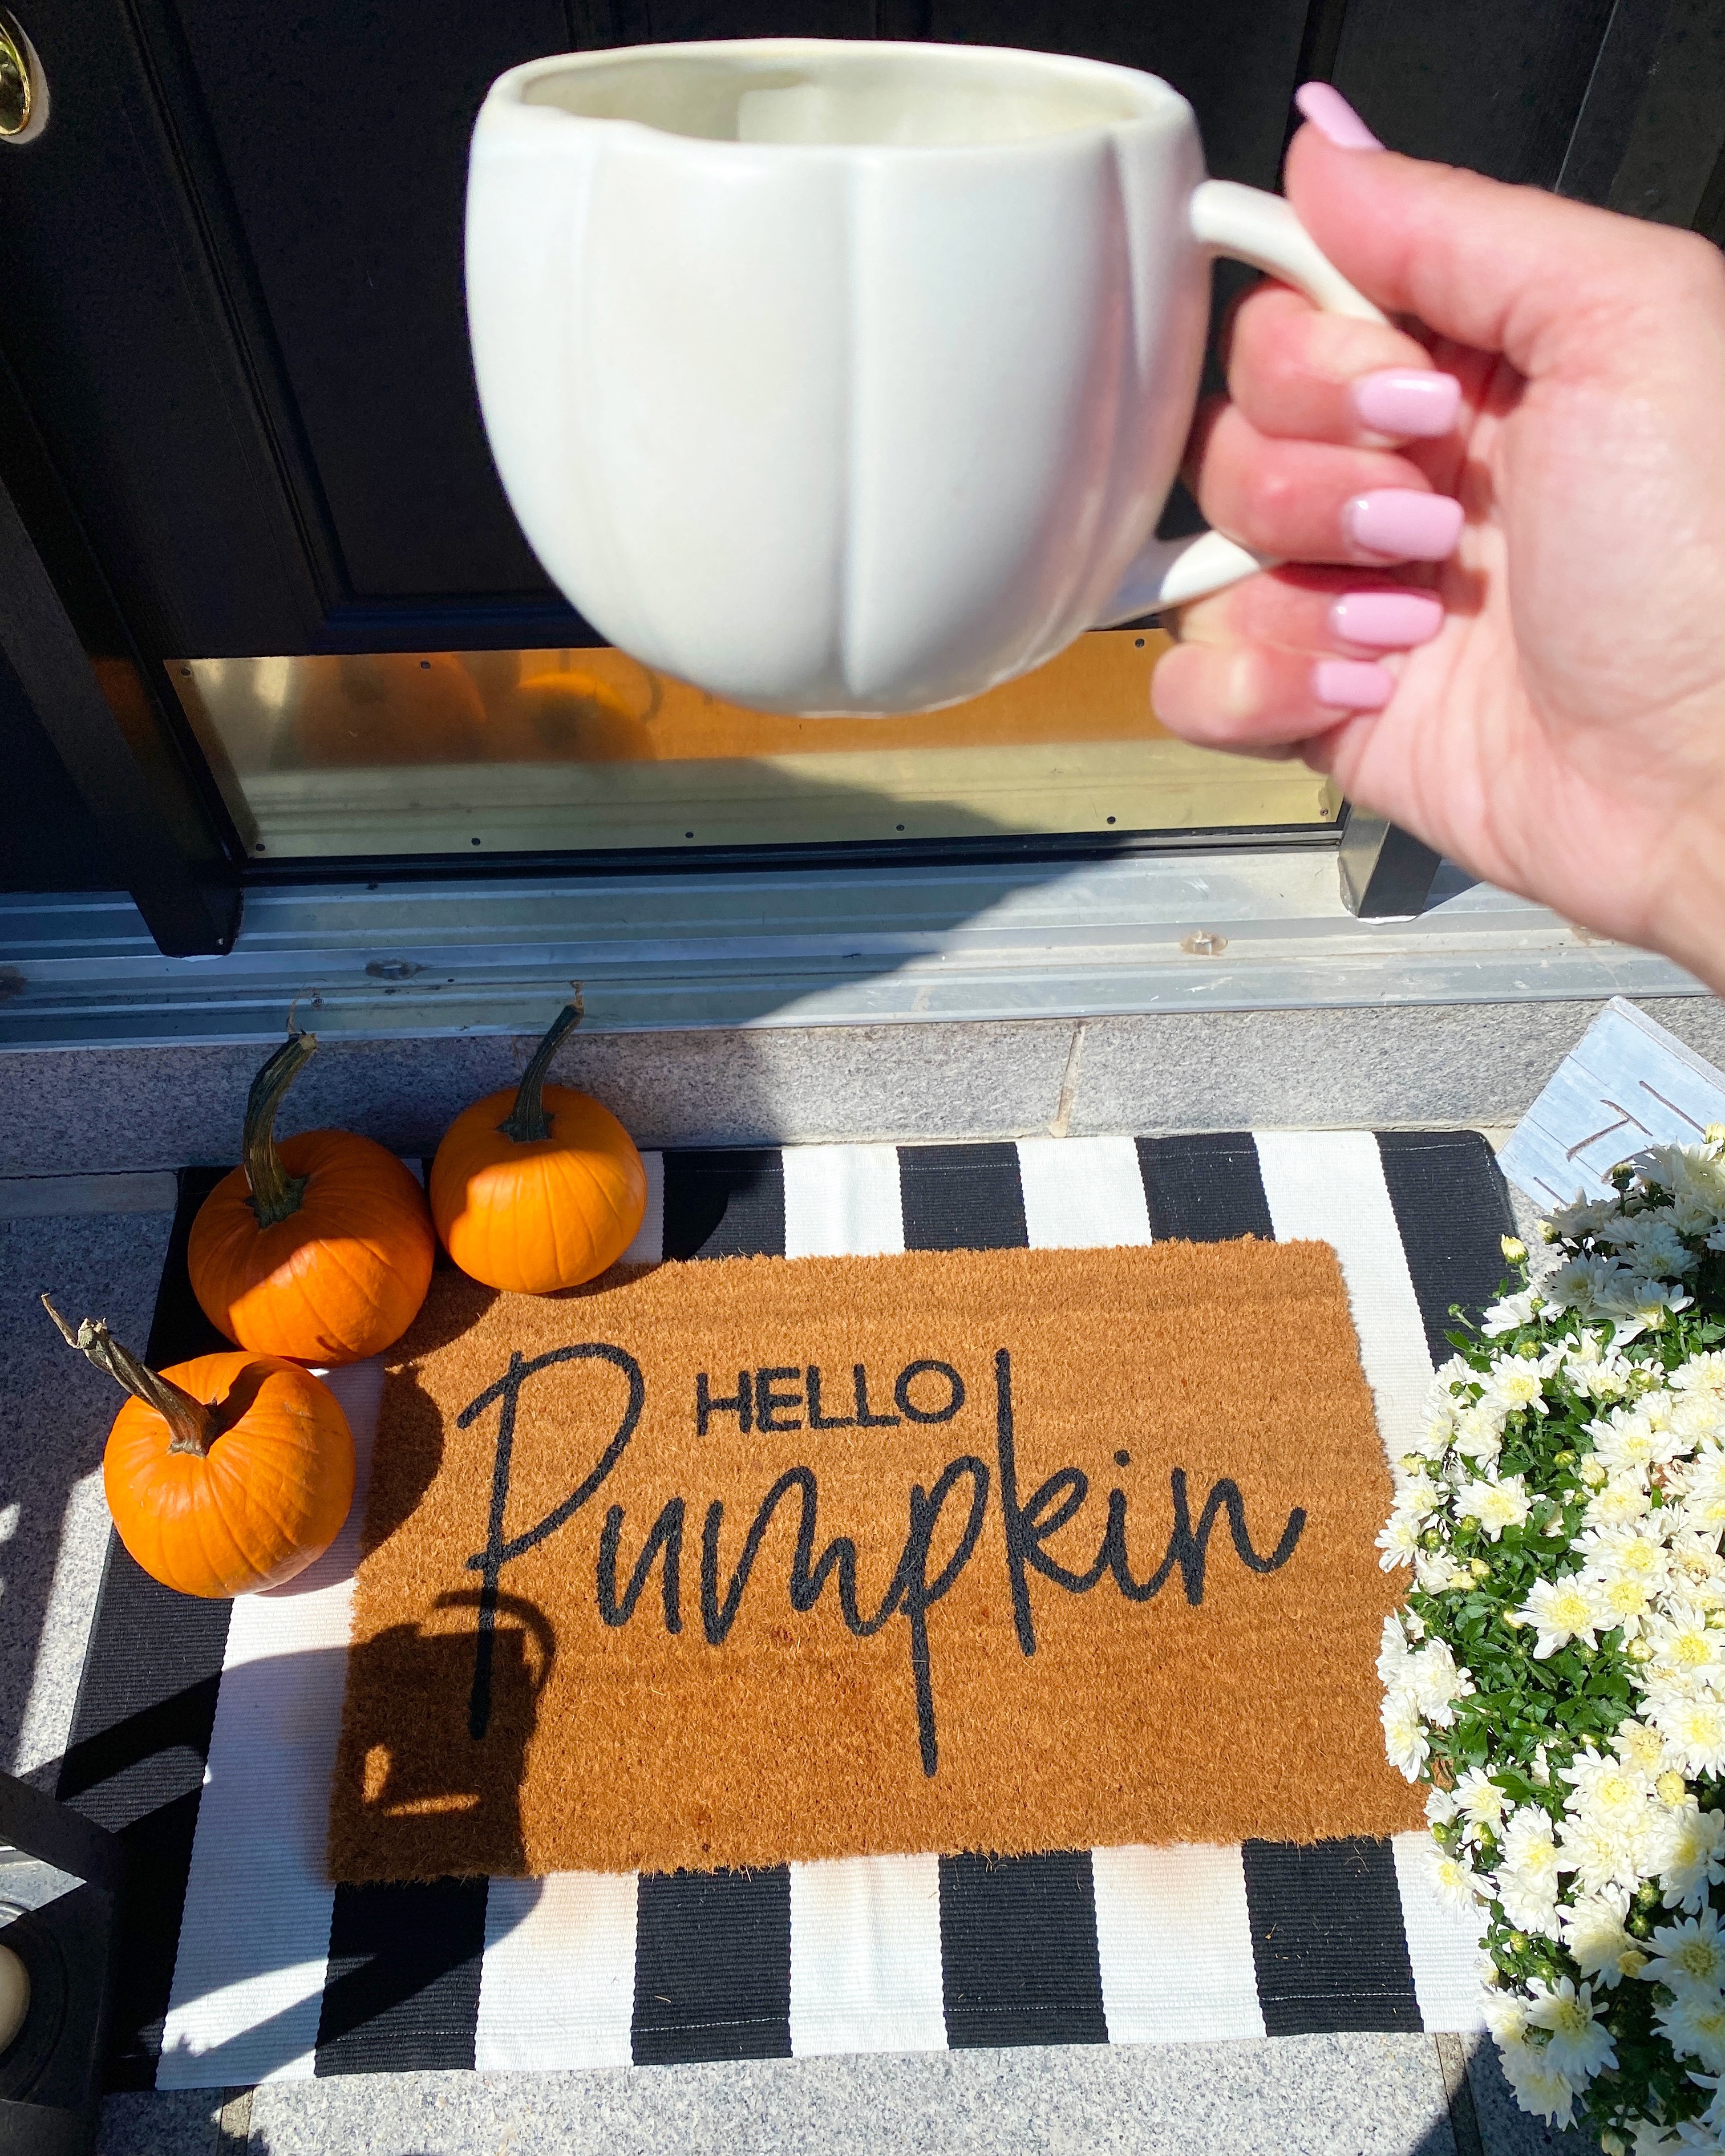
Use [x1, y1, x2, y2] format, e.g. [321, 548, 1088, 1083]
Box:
[1294, 83, 1383, 151]
[1344, 489, 1465, 561]
[1329, 591, 1444, 649]
[1351, 370, 1461, 439]
[1312, 658, 1395, 712]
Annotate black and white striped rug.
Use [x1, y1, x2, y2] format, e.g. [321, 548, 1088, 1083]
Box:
[56, 1130, 1509, 2092]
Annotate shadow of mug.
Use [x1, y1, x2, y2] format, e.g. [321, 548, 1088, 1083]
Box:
[330, 1588, 555, 1883]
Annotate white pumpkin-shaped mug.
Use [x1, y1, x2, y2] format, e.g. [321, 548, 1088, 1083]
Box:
[466, 40, 1386, 717]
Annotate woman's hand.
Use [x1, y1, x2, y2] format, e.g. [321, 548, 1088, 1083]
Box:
[1152, 86, 1725, 988]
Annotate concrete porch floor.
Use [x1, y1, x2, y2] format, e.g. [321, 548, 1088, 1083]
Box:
[7, 998, 1697, 2155]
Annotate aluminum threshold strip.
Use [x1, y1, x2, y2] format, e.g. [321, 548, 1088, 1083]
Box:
[0, 852, 1704, 1051]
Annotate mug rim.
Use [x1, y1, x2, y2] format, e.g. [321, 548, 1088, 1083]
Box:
[480, 37, 1195, 154]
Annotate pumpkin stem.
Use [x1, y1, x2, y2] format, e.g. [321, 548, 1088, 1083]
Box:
[244, 1029, 317, 1229]
[497, 996, 584, 1144]
[42, 1295, 218, 1457]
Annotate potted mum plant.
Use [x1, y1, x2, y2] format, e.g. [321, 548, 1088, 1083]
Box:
[1380, 1130, 1725, 2154]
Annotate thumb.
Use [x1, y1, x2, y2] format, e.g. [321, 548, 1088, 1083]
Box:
[1282, 116, 1699, 381]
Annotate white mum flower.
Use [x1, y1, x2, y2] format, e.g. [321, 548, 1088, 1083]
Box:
[1391, 1461, 1441, 1519]
[1559, 1806, 1658, 1896]
[1426, 1785, 1458, 1827]
[1376, 1612, 1412, 1687]
[1603, 1279, 1695, 1341]
[1643, 1908, 1725, 1993]
[1545, 1253, 1630, 1318]
[1673, 1392, 1725, 1444]
[1525, 1975, 1618, 2085]
[1497, 1809, 1564, 1936]
[1652, 1802, 1725, 1913]
[1429, 1846, 1485, 1916]
[1482, 1357, 1550, 1415]
[1498, 2042, 1577, 2128]
[1606, 1215, 1698, 1276]
[1676, 1354, 1725, 1404]
[1682, 1457, 1725, 1539]
[1618, 1720, 1671, 1775]
[1414, 1547, 1473, 1594]
[1561, 1746, 1654, 1823]
[1481, 1291, 1542, 1337]
[1651, 1693, 1725, 1777]
[1406, 1639, 1473, 1727]
[1375, 1513, 1419, 1570]
[1453, 1766, 1509, 1839]
[1412, 1412, 1457, 1462]
[1452, 1403, 1506, 1465]
[1562, 1890, 1644, 1988]
[1457, 1473, 1532, 1540]
[1647, 1605, 1725, 1686]
[1655, 1988, 1725, 2076]
[1668, 1541, 1725, 1610]
[1516, 1575, 1603, 1657]
[1381, 1688, 1428, 1781]
[1693, 2070, 1725, 2134]
[1593, 1405, 1684, 1476]
[1553, 1192, 1625, 1233]
[1481, 1988, 1530, 2044]
[1592, 1572, 1657, 1640]
[1588, 1476, 1654, 1529]
[1579, 1526, 1673, 1602]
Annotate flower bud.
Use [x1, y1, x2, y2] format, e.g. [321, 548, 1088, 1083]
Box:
[1470, 1558, 1492, 1579]
[1707, 1123, 1725, 1146]
[1657, 1770, 1688, 1806]
[1501, 1236, 1527, 1264]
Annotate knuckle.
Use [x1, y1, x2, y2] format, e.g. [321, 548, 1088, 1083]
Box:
[1237, 456, 1305, 536]
[1658, 226, 1725, 302]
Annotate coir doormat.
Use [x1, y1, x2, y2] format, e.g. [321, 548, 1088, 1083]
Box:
[58, 1133, 1509, 2092]
[330, 1238, 1420, 1882]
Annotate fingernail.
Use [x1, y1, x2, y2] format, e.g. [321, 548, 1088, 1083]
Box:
[1312, 658, 1395, 711]
[1294, 83, 1383, 151]
[1351, 369, 1461, 438]
[1344, 489, 1465, 561]
[1329, 590, 1445, 649]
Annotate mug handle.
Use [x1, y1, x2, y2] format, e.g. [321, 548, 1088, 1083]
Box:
[1095, 179, 1391, 627]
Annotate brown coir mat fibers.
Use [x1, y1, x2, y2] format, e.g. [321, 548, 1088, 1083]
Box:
[327, 1241, 1422, 1882]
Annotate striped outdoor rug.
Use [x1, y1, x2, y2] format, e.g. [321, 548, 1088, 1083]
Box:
[56, 1130, 1506, 2091]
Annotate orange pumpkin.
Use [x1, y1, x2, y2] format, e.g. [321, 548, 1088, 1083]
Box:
[294, 653, 487, 767]
[430, 1001, 647, 1293]
[489, 670, 659, 764]
[44, 1299, 354, 1597]
[188, 1031, 435, 1363]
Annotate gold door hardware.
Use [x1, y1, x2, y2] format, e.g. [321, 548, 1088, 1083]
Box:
[0, 9, 45, 142]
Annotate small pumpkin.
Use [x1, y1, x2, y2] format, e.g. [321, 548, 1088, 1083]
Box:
[293, 653, 487, 768]
[490, 669, 659, 764]
[44, 1297, 355, 1598]
[430, 1000, 647, 1293]
[188, 1030, 435, 1363]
